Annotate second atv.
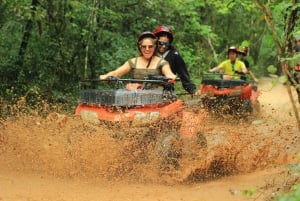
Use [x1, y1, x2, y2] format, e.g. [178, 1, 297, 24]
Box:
[198, 72, 260, 117]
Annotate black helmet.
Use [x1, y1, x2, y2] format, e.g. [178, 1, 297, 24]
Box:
[153, 26, 174, 43]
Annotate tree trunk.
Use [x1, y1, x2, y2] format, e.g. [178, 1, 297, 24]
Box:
[17, 0, 38, 76]
[283, 1, 299, 55]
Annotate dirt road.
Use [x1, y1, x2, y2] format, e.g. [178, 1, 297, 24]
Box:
[0, 77, 299, 201]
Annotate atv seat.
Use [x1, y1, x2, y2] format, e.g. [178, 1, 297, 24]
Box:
[201, 78, 247, 88]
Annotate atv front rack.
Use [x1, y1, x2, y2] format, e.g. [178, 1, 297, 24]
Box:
[201, 73, 248, 88]
[78, 76, 179, 107]
[79, 89, 176, 106]
[81, 75, 178, 89]
[201, 78, 247, 88]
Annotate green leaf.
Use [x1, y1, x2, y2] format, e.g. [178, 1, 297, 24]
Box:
[279, 75, 288, 84]
[267, 65, 277, 74]
[242, 188, 257, 196]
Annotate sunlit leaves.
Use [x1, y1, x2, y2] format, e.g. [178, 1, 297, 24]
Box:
[281, 54, 300, 67]
[212, 0, 255, 14]
[267, 65, 277, 74]
[278, 75, 288, 84]
[239, 40, 250, 50]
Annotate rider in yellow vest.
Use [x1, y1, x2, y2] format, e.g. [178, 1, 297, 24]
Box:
[209, 46, 247, 79]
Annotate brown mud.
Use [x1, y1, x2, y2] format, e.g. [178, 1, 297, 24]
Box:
[0, 77, 299, 201]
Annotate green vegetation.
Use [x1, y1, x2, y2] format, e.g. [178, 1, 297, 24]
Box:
[277, 184, 300, 201]
[239, 163, 300, 200]
[0, 0, 299, 102]
[276, 163, 300, 201]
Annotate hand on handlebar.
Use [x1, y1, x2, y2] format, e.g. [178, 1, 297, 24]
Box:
[167, 78, 176, 83]
[99, 75, 119, 80]
[99, 74, 107, 80]
[234, 70, 246, 75]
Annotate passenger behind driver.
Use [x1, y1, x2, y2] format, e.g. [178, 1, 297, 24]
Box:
[209, 46, 247, 79]
[153, 25, 197, 95]
[238, 46, 259, 83]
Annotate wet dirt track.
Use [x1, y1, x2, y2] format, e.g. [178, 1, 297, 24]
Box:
[0, 77, 299, 201]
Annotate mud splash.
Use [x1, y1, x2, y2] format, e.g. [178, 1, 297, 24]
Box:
[0, 78, 299, 188]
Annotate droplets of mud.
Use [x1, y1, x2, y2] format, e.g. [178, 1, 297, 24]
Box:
[0, 100, 299, 185]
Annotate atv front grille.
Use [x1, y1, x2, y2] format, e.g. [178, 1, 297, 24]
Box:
[79, 89, 173, 106]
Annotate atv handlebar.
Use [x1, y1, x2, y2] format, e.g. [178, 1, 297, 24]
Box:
[203, 72, 247, 80]
[234, 71, 246, 76]
[83, 76, 180, 84]
[204, 72, 245, 76]
[80, 76, 180, 90]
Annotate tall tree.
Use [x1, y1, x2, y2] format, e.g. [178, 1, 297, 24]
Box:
[17, 0, 39, 78]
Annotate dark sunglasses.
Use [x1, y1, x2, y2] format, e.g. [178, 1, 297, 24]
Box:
[158, 41, 171, 47]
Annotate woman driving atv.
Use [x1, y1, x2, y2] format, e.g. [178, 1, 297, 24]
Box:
[99, 31, 176, 81]
[209, 46, 247, 79]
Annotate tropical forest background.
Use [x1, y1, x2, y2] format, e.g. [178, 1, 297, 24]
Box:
[0, 0, 300, 111]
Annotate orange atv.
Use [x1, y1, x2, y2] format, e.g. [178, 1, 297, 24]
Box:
[76, 75, 182, 126]
[198, 72, 260, 117]
[75, 75, 205, 171]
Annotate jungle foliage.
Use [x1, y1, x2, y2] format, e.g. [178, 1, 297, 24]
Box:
[0, 0, 299, 105]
